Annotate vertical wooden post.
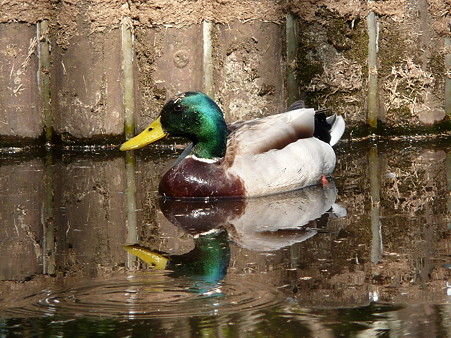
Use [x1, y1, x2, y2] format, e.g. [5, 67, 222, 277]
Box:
[286, 11, 300, 106]
[367, 9, 379, 129]
[121, 8, 138, 267]
[122, 16, 135, 140]
[445, 37, 451, 117]
[203, 21, 214, 99]
[37, 20, 52, 143]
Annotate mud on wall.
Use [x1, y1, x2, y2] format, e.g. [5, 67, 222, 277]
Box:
[0, 0, 449, 144]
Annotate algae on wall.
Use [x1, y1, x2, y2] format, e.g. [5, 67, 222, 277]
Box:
[289, 0, 449, 131]
[377, 0, 447, 128]
[295, 11, 368, 129]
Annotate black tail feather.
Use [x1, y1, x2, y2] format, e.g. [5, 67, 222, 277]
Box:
[314, 111, 333, 144]
[286, 101, 336, 144]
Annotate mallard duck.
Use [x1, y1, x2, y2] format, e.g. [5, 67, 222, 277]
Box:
[120, 91, 345, 198]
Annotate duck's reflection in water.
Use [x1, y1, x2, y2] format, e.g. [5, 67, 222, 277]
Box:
[160, 181, 346, 251]
[127, 183, 346, 283]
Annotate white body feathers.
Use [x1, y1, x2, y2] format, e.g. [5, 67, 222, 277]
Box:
[226, 108, 344, 196]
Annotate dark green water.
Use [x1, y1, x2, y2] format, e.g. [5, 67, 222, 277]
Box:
[0, 138, 450, 336]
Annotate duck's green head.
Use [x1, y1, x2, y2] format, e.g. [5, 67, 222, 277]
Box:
[120, 92, 228, 159]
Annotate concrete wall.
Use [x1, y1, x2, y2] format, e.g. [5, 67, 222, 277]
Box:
[0, 24, 42, 141]
[0, 0, 449, 144]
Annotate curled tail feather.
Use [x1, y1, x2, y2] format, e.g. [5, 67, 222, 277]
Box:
[327, 114, 345, 146]
[287, 100, 345, 146]
[314, 111, 345, 146]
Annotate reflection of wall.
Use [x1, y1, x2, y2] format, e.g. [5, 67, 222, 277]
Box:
[134, 152, 196, 256]
[375, 147, 449, 303]
[270, 212, 372, 309]
[0, 158, 44, 280]
[0, 154, 133, 281]
[250, 141, 450, 308]
[0, 141, 449, 335]
[53, 156, 127, 274]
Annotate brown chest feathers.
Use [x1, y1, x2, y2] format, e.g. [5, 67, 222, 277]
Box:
[159, 157, 246, 198]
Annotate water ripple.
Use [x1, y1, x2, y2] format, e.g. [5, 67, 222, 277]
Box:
[5, 271, 282, 319]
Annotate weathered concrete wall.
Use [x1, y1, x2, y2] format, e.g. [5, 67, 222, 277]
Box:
[377, 0, 446, 127]
[290, 0, 450, 131]
[0, 0, 449, 145]
[0, 24, 42, 140]
[213, 21, 286, 122]
[133, 25, 205, 131]
[52, 29, 124, 141]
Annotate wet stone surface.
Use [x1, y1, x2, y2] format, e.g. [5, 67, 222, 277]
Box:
[0, 138, 449, 336]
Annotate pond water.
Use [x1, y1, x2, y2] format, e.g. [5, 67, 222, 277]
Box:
[0, 137, 450, 336]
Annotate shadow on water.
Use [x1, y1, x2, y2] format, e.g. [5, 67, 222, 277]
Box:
[0, 138, 450, 336]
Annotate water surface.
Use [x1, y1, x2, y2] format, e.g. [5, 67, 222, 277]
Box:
[0, 138, 449, 336]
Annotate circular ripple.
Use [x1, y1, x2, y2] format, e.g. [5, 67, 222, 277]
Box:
[10, 272, 283, 319]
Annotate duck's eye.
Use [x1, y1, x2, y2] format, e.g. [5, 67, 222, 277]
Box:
[174, 103, 183, 112]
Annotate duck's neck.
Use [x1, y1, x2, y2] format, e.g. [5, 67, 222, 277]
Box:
[191, 117, 228, 160]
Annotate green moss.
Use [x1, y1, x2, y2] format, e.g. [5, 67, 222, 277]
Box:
[345, 20, 368, 65]
[390, 106, 412, 119]
[428, 50, 445, 98]
[296, 13, 368, 111]
[378, 23, 411, 78]
[296, 36, 323, 88]
[326, 18, 352, 51]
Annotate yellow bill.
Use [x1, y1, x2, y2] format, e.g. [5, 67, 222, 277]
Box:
[120, 116, 168, 151]
[124, 244, 169, 270]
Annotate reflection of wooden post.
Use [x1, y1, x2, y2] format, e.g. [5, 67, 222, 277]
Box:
[122, 16, 135, 140]
[286, 11, 299, 106]
[367, 9, 379, 129]
[43, 153, 55, 275]
[368, 146, 382, 264]
[447, 151, 451, 230]
[125, 152, 138, 268]
[38, 20, 53, 143]
[290, 243, 301, 269]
